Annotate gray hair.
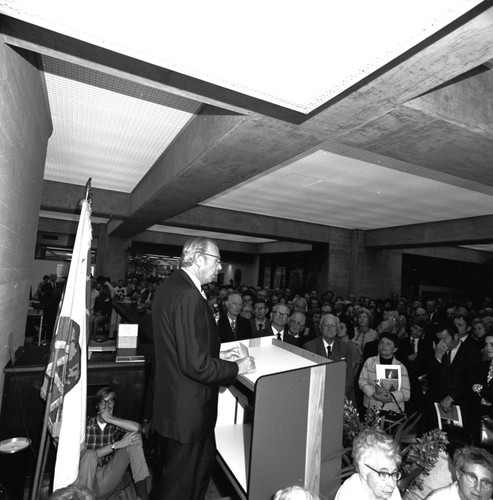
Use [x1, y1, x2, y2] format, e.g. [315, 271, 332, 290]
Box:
[180, 238, 218, 268]
[320, 313, 339, 328]
[454, 446, 493, 475]
[273, 485, 319, 500]
[352, 429, 401, 472]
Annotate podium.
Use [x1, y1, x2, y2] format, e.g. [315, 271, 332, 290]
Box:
[216, 337, 346, 500]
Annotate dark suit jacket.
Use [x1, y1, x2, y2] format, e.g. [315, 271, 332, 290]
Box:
[151, 269, 238, 443]
[251, 318, 271, 334]
[218, 314, 252, 343]
[397, 336, 433, 377]
[304, 337, 354, 399]
[426, 341, 480, 405]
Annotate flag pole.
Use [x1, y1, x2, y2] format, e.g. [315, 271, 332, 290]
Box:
[31, 179, 92, 499]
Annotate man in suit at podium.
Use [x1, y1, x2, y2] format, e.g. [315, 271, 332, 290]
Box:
[151, 238, 255, 500]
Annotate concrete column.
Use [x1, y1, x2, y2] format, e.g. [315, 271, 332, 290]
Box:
[0, 44, 52, 403]
[95, 223, 129, 281]
[349, 230, 403, 298]
[324, 229, 403, 299]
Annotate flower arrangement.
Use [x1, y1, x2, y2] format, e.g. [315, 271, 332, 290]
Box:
[400, 428, 448, 493]
[343, 398, 380, 449]
[342, 398, 448, 494]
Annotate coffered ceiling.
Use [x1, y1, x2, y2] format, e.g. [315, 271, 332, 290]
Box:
[1, 0, 493, 255]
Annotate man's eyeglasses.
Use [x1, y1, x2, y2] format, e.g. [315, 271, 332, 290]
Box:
[254, 306, 265, 311]
[272, 310, 289, 318]
[365, 464, 401, 481]
[460, 468, 493, 490]
[198, 252, 222, 267]
[289, 320, 305, 327]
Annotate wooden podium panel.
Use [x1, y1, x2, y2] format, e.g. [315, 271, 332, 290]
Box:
[216, 338, 345, 500]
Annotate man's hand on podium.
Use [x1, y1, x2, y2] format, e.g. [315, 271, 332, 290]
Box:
[236, 356, 256, 375]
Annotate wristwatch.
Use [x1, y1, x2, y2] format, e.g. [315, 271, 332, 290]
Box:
[111, 443, 116, 451]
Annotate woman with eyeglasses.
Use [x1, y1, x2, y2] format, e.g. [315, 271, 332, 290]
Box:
[425, 446, 493, 500]
[335, 429, 402, 499]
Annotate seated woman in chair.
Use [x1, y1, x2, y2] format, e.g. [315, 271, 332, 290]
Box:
[77, 386, 149, 500]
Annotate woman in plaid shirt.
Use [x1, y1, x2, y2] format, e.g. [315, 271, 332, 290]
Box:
[77, 386, 149, 499]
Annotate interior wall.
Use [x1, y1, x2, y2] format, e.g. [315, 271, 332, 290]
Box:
[0, 44, 52, 407]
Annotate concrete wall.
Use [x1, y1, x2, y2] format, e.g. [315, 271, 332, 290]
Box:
[0, 44, 52, 404]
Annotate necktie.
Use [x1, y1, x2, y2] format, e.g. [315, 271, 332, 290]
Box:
[231, 319, 236, 331]
[327, 345, 332, 358]
[443, 350, 451, 369]
[276, 332, 281, 340]
[258, 323, 263, 330]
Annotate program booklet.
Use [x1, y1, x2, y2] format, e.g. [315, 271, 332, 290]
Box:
[375, 364, 401, 392]
[434, 402, 463, 428]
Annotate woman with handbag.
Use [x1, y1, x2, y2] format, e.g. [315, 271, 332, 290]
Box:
[359, 332, 411, 421]
[472, 334, 493, 447]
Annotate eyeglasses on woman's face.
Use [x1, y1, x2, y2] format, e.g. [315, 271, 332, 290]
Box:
[365, 463, 401, 482]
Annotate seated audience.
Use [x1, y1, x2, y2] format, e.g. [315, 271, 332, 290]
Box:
[305, 314, 354, 400]
[218, 293, 252, 342]
[251, 299, 271, 334]
[353, 308, 378, 353]
[284, 312, 310, 347]
[113, 279, 128, 301]
[359, 333, 411, 416]
[77, 386, 149, 499]
[425, 446, 493, 500]
[240, 302, 254, 321]
[310, 308, 322, 337]
[269, 304, 291, 340]
[335, 428, 402, 499]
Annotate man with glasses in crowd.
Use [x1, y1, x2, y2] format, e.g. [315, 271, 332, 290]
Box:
[270, 304, 291, 340]
[284, 312, 308, 347]
[426, 446, 493, 500]
[151, 237, 255, 500]
[251, 299, 270, 335]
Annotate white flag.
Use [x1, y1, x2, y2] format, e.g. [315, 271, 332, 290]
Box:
[40, 198, 92, 490]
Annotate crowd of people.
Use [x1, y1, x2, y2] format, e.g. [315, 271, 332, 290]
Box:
[41, 241, 493, 499]
[96, 272, 493, 438]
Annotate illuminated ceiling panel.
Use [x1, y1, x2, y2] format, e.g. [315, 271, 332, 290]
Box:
[0, 0, 482, 112]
